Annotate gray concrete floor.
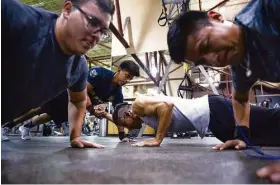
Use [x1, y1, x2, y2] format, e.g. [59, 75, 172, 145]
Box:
[1, 136, 280, 183]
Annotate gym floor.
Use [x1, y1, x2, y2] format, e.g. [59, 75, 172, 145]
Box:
[2, 136, 279, 183]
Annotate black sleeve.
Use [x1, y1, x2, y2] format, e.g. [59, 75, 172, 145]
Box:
[112, 88, 124, 108]
[1, 0, 37, 45]
[69, 56, 89, 92]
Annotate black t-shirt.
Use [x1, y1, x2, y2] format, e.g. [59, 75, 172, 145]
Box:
[87, 67, 124, 107]
[231, 0, 280, 92]
[2, 0, 88, 122]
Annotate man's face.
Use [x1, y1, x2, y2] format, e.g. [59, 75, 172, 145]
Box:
[63, 1, 111, 55]
[185, 11, 243, 67]
[119, 110, 141, 130]
[115, 69, 134, 86]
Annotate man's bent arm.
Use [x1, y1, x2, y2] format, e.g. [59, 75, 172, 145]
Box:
[134, 99, 174, 144]
[154, 102, 174, 143]
[68, 88, 87, 141]
[232, 89, 250, 128]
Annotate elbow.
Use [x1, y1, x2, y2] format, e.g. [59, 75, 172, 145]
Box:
[233, 91, 249, 104]
[169, 102, 174, 107]
[233, 96, 248, 104]
[164, 102, 174, 113]
[69, 98, 87, 108]
[70, 98, 87, 104]
[165, 102, 174, 110]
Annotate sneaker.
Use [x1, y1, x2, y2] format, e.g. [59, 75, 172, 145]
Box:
[19, 126, 31, 140]
[53, 131, 63, 136]
[1, 128, 10, 141]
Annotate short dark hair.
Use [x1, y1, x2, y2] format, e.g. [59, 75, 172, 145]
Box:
[66, 0, 115, 16]
[167, 11, 210, 64]
[112, 102, 131, 125]
[119, 60, 140, 77]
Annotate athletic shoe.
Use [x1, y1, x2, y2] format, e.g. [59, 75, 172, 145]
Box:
[19, 126, 31, 140]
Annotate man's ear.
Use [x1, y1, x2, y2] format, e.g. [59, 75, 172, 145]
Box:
[207, 10, 224, 22]
[117, 67, 122, 72]
[62, 1, 73, 19]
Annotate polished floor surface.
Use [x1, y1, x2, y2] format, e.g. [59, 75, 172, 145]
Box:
[2, 136, 280, 183]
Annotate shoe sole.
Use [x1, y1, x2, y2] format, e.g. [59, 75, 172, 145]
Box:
[19, 126, 31, 140]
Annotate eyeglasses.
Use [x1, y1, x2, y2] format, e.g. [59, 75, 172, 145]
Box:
[73, 5, 110, 41]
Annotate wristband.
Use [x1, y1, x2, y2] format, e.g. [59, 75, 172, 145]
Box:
[234, 126, 250, 143]
[119, 131, 125, 140]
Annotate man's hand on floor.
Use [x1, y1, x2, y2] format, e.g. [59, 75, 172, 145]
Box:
[212, 139, 246, 150]
[70, 137, 105, 148]
[257, 163, 280, 183]
[131, 139, 160, 147]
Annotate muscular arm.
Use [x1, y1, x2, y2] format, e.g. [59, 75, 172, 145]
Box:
[86, 82, 93, 107]
[133, 98, 174, 144]
[232, 89, 250, 128]
[68, 88, 87, 141]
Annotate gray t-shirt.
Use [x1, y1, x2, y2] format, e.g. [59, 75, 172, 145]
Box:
[140, 95, 210, 138]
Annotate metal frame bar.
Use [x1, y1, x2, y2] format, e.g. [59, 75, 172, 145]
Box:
[154, 51, 158, 70]
[97, 43, 111, 50]
[198, 0, 202, 10]
[207, 0, 229, 12]
[88, 55, 111, 61]
[149, 52, 154, 71]
[158, 51, 168, 66]
[198, 65, 219, 95]
[115, 0, 124, 36]
[206, 66, 231, 76]
[258, 80, 280, 90]
[145, 53, 150, 71]
[168, 64, 183, 75]
[158, 55, 162, 78]
[158, 59, 173, 93]
[163, 0, 186, 4]
[110, 23, 163, 92]
[112, 55, 126, 65]
[94, 60, 111, 68]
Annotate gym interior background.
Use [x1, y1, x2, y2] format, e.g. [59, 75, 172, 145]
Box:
[2, 0, 280, 183]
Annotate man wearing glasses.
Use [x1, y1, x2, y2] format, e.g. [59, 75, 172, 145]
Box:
[2, 0, 115, 148]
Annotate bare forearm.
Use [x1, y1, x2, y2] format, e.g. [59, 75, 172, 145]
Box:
[69, 100, 87, 140]
[232, 91, 250, 128]
[155, 103, 173, 143]
[104, 113, 113, 122]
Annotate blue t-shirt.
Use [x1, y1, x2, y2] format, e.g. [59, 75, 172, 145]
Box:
[88, 67, 124, 107]
[2, 0, 88, 122]
[231, 0, 280, 92]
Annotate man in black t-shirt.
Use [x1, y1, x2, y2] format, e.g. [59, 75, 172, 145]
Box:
[2, 0, 115, 148]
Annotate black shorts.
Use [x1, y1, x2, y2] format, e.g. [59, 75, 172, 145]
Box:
[41, 91, 68, 125]
[208, 95, 280, 146]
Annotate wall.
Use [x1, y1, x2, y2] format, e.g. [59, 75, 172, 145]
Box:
[111, 0, 169, 56]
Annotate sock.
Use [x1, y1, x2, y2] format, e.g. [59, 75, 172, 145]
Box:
[24, 121, 36, 129]
[2, 121, 17, 129]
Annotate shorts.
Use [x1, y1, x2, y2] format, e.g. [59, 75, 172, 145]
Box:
[41, 91, 68, 125]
